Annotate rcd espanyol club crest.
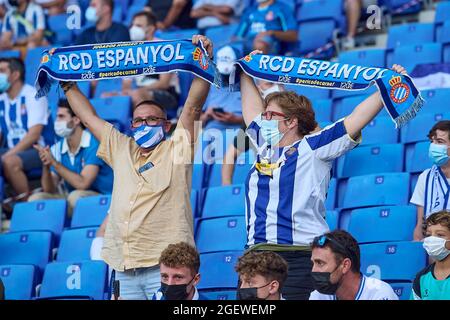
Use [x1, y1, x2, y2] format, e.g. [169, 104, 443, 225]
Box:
[389, 75, 410, 104]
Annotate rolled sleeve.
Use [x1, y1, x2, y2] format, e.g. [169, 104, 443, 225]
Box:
[410, 170, 428, 207]
[305, 119, 361, 162]
[97, 122, 131, 168]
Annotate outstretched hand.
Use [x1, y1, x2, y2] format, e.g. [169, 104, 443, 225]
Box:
[192, 35, 213, 59]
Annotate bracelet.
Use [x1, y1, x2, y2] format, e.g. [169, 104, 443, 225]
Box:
[60, 81, 76, 93]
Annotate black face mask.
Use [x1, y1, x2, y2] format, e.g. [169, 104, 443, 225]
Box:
[160, 276, 195, 300]
[237, 283, 271, 300]
[311, 272, 340, 295]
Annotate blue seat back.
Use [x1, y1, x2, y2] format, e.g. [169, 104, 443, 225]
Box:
[342, 173, 410, 210]
[10, 200, 67, 242]
[420, 88, 450, 115]
[199, 289, 236, 300]
[0, 265, 35, 300]
[312, 99, 332, 123]
[56, 227, 98, 262]
[405, 141, 432, 173]
[94, 78, 123, 98]
[202, 185, 245, 218]
[360, 241, 426, 281]
[297, 20, 336, 58]
[325, 178, 337, 210]
[390, 43, 442, 73]
[388, 281, 413, 300]
[71, 195, 111, 229]
[198, 251, 242, 290]
[401, 112, 450, 144]
[90, 96, 131, 131]
[340, 143, 404, 178]
[347, 205, 416, 243]
[39, 261, 107, 300]
[387, 23, 435, 51]
[361, 117, 399, 146]
[196, 216, 246, 253]
[338, 49, 386, 68]
[0, 231, 52, 275]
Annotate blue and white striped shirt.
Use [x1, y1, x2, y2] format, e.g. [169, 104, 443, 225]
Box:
[245, 116, 360, 247]
[2, 3, 45, 41]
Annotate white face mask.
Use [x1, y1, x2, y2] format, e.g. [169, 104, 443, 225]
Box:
[130, 25, 146, 41]
[423, 236, 450, 261]
[54, 120, 75, 138]
[261, 85, 281, 99]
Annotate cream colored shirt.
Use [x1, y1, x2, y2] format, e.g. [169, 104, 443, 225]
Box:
[97, 121, 196, 271]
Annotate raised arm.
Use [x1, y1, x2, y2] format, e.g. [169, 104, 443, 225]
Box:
[240, 55, 265, 126]
[178, 35, 212, 143]
[343, 64, 407, 139]
[61, 82, 107, 141]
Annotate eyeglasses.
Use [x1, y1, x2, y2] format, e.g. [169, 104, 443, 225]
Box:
[131, 116, 167, 128]
[261, 111, 289, 121]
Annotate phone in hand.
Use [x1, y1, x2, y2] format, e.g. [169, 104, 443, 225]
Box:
[113, 280, 120, 300]
[213, 107, 225, 114]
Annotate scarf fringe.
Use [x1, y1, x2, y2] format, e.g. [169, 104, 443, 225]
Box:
[394, 94, 425, 129]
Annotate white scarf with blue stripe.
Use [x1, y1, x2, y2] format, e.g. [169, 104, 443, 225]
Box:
[424, 165, 450, 216]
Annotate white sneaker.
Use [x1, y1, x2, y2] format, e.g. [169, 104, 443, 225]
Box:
[342, 36, 355, 50]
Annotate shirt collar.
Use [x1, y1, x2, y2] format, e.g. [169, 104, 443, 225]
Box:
[61, 130, 91, 155]
[192, 287, 199, 300]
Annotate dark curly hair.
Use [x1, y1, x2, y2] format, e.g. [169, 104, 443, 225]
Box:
[159, 242, 200, 275]
[235, 251, 288, 289]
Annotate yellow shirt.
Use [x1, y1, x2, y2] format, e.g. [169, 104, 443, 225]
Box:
[97, 121, 196, 271]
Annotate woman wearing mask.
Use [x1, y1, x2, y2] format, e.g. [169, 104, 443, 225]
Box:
[29, 99, 113, 217]
[102, 11, 180, 111]
[412, 210, 450, 300]
[239, 57, 408, 300]
[410, 121, 450, 240]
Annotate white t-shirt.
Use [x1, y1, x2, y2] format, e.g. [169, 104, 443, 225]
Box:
[309, 275, 399, 300]
[0, 84, 48, 148]
[193, 0, 242, 29]
[410, 167, 450, 216]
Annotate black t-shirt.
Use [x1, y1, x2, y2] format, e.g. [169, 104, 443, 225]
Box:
[75, 22, 130, 45]
[146, 0, 195, 29]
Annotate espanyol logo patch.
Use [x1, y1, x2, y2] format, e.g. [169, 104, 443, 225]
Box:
[192, 47, 209, 70]
[389, 75, 410, 104]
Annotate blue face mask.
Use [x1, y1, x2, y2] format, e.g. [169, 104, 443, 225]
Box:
[132, 125, 166, 149]
[260, 119, 285, 147]
[0, 73, 11, 93]
[85, 6, 98, 23]
[429, 143, 449, 166]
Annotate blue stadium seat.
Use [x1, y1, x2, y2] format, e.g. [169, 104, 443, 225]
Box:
[199, 289, 236, 300]
[157, 29, 200, 41]
[94, 78, 123, 98]
[401, 112, 450, 144]
[312, 99, 332, 123]
[25, 46, 51, 85]
[296, 0, 344, 27]
[296, 20, 336, 59]
[338, 49, 386, 68]
[405, 141, 432, 173]
[90, 96, 131, 131]
[390, 43, 442, 74]
[56, 227, 98, 262]
[360, 241, 426, 281]
[125, 4, 146, 25]
[341, 172, 410, 210]
[47, 14, 73, 45]
[178, 72, 194, 108]
[77, 81, 92, 99]
[0, 265, 36, 300]
[346, 205, 416, 243]
[339, 143, 404, 178]
[420, 88, 450, 115]
[434, 1, 450, 41]
[0, 49, 21, 58]
[284, 84, 330, 100]
[198, 251, 242, 290]
[361, 117, 399, 145]
[202, 185, 245, 218]
[208, 155, 254, 188]
[0, 231, 52, 276]
[388, 281, 412, 300]
[10, 200, 67, 242]
[204, 23, 240, 53]
[325, 178, 337, 210]
[332, 94, 371, 121]
[71, 195, 111, 229]
[325, 210, 339, 231]
[437, 21, 450, 63]
[196, 216, 247, 253]
[112, 5, 123, 23]
[386, 23, 435, 51]
[38, 261, 108, 300]
[381, 0, 422, 15]
[191, 189, 198, 218]
[192, 163, 206, 191]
